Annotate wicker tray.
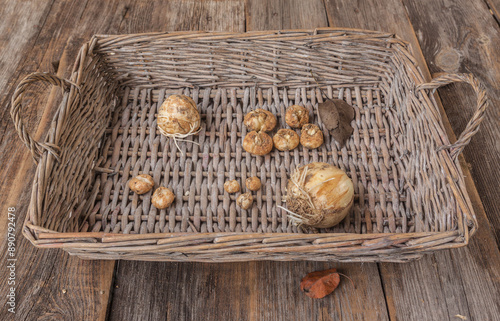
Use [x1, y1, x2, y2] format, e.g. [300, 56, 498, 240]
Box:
[11, 29, 488, 262]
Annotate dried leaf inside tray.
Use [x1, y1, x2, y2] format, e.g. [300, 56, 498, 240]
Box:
[318, 99, 355, 147]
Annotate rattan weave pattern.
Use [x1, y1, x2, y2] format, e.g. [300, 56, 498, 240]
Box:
[91, 85, 429, 236]
[11, 29, 487, 262]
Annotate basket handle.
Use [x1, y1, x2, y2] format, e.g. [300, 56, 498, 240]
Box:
[417, 73, 489, 160]
[10, 72, 79, 164]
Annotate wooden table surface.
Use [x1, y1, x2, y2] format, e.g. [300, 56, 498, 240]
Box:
[1, 0, 499, 320]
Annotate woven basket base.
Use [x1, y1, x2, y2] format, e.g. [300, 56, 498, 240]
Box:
[86, 84, 420, 237]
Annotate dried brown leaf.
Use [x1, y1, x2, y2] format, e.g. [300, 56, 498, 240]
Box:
[300, 268, 340, 299]
[318, 99, 354, 147]
[318, 100, 339, 130]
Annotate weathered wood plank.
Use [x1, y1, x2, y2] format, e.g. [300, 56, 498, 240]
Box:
[484, 0, 500, 22]
[108, 2, 389, 321]
[0, 0, 54, 103]
[403, 0, 500, 246]
[401, 2, 500, 318]
[112, 260, 390, 321]
[0, 0, 138, 320]
[323, 0, 500, 320]
[111, 261, 255, 321]
[244, 1, 389, 321]
[380, 201, 500, 320]
[108, 1, 251, 321]
[0, 0, 54, 233]
[245, 0, 329, 30]
[255, 261, 389, 321]
[117, 0, 246, 33]
[379, 256, 455, 321]
[2, 1, 498, 321]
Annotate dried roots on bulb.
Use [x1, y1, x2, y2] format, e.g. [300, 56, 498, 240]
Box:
[157, 122, 201, 153]
[281, 162, 354, 228]
[279, 166, 322, 227]
[157, 94, 201, 153]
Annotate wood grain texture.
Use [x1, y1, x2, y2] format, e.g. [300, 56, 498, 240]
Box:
[243, 2, 389, 321]
[117, 0, 246, 33]
[108, 1, 389, 321]
[1, 0, 499, 320]
[401, 1, 500, 312]
[111, 261, 254, 321]
[245, 0, 329, 30]
[323, 0, 500, 320]
[255, 262, 389, 321]
[111, 261, 389, 321]
[485, 0, 500, 22]
[0, 0, 55, 233]
[403, 0, 500, 246]
[0, 0, 54, 103]
[0, 0, 138, 320]
[380, 256, 456, 321]
[107, 1, 251, 321]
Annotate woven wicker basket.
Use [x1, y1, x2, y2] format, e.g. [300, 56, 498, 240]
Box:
[11, 28, 488, 263]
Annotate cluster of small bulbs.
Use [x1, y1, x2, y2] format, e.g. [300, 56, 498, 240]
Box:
[242, 105, 324, 156]
[127, 94, 354, 226]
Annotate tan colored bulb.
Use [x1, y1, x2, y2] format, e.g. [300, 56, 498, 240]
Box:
[283, 162, 354, 228]
[237, 192, 254, 210]
[157, 94, 201, 136]
[224, 180, 240, 193]
[243, 109, 277, 132]
[243, 131, 273, 156]
[273, 129, 300, 151]
[128, 174, 154, 195]
[151, 187, 175, 209]
[300, 124, 324, 149]
[245, 177, 261, 191]
[285, 105, 309, 128]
